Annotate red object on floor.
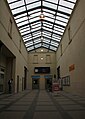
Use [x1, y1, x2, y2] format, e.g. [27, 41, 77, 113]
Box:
[52, 83, 60, 92]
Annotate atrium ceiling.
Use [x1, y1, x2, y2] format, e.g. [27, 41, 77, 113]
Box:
[7, 0, 77, 52]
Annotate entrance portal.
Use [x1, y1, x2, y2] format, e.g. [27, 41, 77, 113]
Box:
[45, 78, 52, 91]
[32, 78, 39, 89]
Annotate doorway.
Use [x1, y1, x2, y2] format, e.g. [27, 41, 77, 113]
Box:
[45, 78, 52, 91]
[0, 67, 5, 93]
[32, 78, 39, 89]
[24, 67, 27, 90]
[57, 66, 60, 79]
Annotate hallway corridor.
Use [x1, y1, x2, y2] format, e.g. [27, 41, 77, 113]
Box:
[0, 90, 85, 119]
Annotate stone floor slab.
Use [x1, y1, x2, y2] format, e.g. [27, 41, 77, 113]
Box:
[0, 111, 25, 119]
[33, 112, 63, 119]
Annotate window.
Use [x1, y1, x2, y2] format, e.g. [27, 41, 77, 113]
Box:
[68, 26, 72, 44]
[46, 55, 51, 64]
[19, 39, 21, 53]
[33, 55, 38, 64]
[8, 18, 12, 38]
[60, 44, 62, 56]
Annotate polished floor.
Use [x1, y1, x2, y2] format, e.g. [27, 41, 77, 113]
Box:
[0, 90, 85, 119]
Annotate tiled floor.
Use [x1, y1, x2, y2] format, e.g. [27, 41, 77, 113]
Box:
[0, 90, 85, 119]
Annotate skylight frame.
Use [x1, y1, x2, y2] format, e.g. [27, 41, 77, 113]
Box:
[7, 0, 77, 52]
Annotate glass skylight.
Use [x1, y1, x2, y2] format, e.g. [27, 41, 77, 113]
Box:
[7, 0, 77, 52]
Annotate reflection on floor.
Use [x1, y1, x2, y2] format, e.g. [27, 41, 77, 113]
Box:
[0, 90, 85, 119]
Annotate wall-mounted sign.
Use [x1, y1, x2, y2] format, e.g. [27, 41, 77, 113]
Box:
[34, 67, 50, 74]
[69, 64, 75, 72]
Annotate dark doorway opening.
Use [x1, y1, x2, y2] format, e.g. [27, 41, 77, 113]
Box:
[24, 67, 27, 90]
[45, 78, 52, 91]
[32, 78, 39, 89]
[57, 66, 60, 79]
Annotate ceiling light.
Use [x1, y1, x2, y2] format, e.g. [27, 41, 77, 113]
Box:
[41, 57, 43, 60]
[40, 13, 45, 19]
[41, 36, 43, 40]
[41, 49, 43, 52]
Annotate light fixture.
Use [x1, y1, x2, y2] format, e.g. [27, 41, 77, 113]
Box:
[40, 13, 45, 19]
[41, 49, 43, 52]
[41, 57, 43, 60]
[40, 0, 45, 19]
[41, 36, 43, 41]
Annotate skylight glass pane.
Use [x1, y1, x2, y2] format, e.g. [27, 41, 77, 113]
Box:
[57, 12, 69, 19]
[25, 41, 33, 47]
[34, 39, 41, 43]
[43, 35, 51, 40]
[35, 44, 41, 48]
[50, 46, 56, 51]
[29, 9, 40, 15]
[58, 6, 72, 14]
[52, 34, 61, 39]
[31, 26, 41, 32]
[29, 17, 40, 23]
[29, 12, 41, 19]
[17, 20, 28, 27]
[54, 27, 64, 33]
[16, 16, 28, 23]
[27, 46, 34, 51]
[53, 30, 63, 35]
[68, 0, 77, 2]
[33, 35, 40, 39]
[21, 31, 30, 36]
[43, 1, 57, 9]
[60, 0, 75, 8]
[23, 36, 31, 39]
[43, 26, 53, 32]
[33, 31, 41, 36]
[20, 27, 30, 33]
[42, 43, 49, 48]
[43, 23, 52, 29]
[43, 9, 55, 15]
[46, 0, 59, 4]
[24, 38, 32, 42]
[43, 31, 51, 36]
[45, 17, 54, 23]
[43, 39, 50, 43]
[12, 6, 26, 15]
[44, 12, 55, 19]
[56, 16, 68, 23]
[31, 24, 41, 29]
[27, 1, 40, 10]
[26, 0, 38, 4]
[14, 13, 27, 19]
[9, 1, 24, 9]
[51, 41, 59, 47]
[55, 20, 67, 27]
[43, 21, 53, 27]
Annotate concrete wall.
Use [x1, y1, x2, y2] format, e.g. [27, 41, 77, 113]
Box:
[0, 0, 28, 93]
[56, 0, 85, 96]
[28, 48, 56, 89]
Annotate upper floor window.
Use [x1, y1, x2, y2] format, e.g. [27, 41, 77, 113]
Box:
[33, 55, 38, 64]
[68, 26, 72, 44]
[60, 44, 62, 56]
[46, 55, 51, 64]
[8, 18, 12, 38]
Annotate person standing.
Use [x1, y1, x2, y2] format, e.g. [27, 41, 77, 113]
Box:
[8, 79, 13, 93]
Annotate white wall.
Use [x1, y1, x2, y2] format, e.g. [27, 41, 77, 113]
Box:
[0, 0, 28, 93]
[28, 48, 56, 89]
[56, 0, 85, 96]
